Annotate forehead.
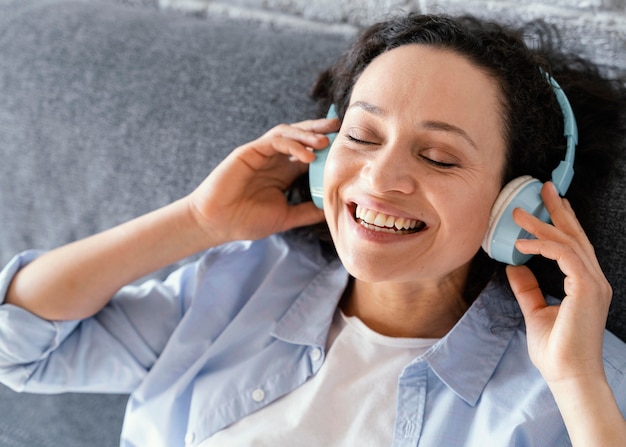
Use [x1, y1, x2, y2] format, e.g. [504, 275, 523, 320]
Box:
[353, 45, 503, 118]
[350, 44, 506, 152]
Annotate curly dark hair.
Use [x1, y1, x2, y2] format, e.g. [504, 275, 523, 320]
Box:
[289, 13, 626, 303]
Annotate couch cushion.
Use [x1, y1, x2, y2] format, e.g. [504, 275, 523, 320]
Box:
[0, 0, 348, 266]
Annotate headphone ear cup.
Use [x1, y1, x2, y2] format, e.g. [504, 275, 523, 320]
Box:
[309, 105, 339, 209]
[482, 175, 547, 265]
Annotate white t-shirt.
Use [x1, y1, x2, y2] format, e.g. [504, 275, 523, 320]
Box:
[201, 309, 438, 446]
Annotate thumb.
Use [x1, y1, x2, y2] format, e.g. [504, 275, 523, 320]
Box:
[506, 265, 547, 319]
[282, 202, 326, 231]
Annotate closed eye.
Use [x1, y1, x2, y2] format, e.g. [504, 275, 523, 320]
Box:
[347, 134, 376, 145]
[420, 155, 457, 169]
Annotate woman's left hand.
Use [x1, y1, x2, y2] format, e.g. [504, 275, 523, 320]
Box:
[506, 181, 626, 446]
[505, 181, 612, 385]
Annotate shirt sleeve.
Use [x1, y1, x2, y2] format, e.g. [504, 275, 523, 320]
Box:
[603, 329, 626, 417]
[0, 250, 193, 395]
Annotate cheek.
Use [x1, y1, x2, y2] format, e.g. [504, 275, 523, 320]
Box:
[441, 181, 501, 247]
[322, 146, 355, 209]
[321, 148, 344, 234]
[321, 150, 338, 206]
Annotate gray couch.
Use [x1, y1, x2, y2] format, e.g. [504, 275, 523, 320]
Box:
[0, 1, 624, 446]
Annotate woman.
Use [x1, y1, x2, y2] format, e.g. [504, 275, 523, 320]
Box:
[1, 13, 625, 447]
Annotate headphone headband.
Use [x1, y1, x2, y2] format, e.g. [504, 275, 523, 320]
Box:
[546, 73, 578, 195]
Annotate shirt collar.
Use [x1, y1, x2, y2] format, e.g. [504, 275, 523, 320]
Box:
[272, 260, 522, 408]
[422, 280, 523, 406]
[271, 259, 349, 348]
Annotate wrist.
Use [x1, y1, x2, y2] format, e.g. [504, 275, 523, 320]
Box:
[549, 373, 626, 446]
[183, 195, 232, 249]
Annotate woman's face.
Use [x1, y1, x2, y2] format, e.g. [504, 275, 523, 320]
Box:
[323, 44, 507, 288]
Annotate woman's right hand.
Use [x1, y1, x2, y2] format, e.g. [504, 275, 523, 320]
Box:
[187, 117, 339, 245]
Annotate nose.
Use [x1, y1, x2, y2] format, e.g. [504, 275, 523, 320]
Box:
[361, 143, 417, 195]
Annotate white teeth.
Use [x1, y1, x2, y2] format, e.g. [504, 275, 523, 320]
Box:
[374, 213, 387, 227]
[354, 205, 422, 233]
[385, 215, 395, 227]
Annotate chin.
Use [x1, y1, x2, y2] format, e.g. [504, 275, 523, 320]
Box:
[336, 250, 416, 284]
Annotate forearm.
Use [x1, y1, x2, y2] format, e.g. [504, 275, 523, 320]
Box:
[4, 119, 333, 321]
[550, 375, 626, 446]
[5, 197, 220, 321]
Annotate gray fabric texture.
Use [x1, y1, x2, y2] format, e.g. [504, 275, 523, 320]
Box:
[0, 1, 625, 446]
[0, 1, 348, 445]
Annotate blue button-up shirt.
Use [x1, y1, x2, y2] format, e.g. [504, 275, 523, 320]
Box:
[1, 234, 625, 447]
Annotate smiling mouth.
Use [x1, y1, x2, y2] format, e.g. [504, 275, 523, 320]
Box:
[354, 204, 426, 235]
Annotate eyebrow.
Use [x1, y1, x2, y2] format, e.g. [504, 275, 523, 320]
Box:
[348, 100, 478, 150]
[421, 120, 478, 150]
[348, 100, 385, 116]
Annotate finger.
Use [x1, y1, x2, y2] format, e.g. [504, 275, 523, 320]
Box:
[511, 206, 560, 241]
[515, 237, 588, 277]
[511, 200, 594, 264]
[291, 117, 341, 134]
[270, 136, 324, 163]
[515, 236, 611, 307]
[512, 207, 597, 280]
[512, 204, 603, 277]
[540, 183, 601, 272]
[235, 136, 317, 170]
[506, 265, 548, 317]
[270, 124, 331, 149]
[270, 119, 339, 145]
[510, 183, 581, 245]
[511, 206, 584, 265]
[541, 182, 589, 246]
[244, 119, 340, 164]
[282, 202, 326, 231]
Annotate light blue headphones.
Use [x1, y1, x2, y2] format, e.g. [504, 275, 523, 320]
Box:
[481, 75, 578, 265]
[308, 75, 578, 266]
[308, 104, 338, 209]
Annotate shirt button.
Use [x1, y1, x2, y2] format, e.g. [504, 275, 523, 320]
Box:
[184, 431, 195, 445]
[251, 388, 265, 402]
[310, 348, 322, 362]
